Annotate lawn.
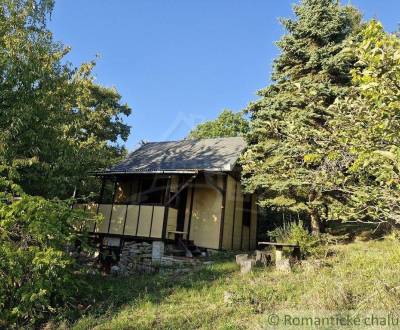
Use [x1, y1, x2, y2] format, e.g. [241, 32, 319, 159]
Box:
[56, 236, 400, 330]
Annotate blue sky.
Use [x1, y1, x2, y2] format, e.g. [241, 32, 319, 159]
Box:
[49, 0, 400, 151]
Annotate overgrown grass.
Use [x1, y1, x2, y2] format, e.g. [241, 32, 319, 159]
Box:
[51, 237, 400, 329]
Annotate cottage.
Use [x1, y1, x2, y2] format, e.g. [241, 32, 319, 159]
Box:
[78, 137, 258, 253]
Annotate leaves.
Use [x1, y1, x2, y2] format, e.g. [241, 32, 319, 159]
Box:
[327, 21, 400, 224]
[0, 189, 97, 327]
[0, 0, 131, 198]
[188, 109, 249, 139]
[242, 0, 361, 231]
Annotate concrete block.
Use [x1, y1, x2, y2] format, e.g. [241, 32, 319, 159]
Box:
[276, 259, 291, 273]
[236, 254, 248, 265]
[152, 241, 165, 262]
[240, 259, 253, 274]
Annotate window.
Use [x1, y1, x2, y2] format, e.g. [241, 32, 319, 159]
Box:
[114, 181, 131, 204]
[138, 176, 169, 205]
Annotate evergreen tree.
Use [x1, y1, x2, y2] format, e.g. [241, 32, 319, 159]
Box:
[241, 0, 361, 234]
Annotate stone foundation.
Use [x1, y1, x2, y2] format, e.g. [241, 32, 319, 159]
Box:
[118, 241, 157, 275]
[117, 240, 201, 276]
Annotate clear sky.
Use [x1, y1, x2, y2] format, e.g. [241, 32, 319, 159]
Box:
[49, 0, 400, 151]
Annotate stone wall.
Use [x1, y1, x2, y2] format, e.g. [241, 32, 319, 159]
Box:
[116, 240, 202, 276]
[118, 241, 157, 275]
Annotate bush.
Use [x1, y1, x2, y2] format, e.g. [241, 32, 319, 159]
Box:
[0, 193, 97, 328]
[268, 221, 323, 258]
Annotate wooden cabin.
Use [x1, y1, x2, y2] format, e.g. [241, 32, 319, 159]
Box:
[78, 137, 258, 251]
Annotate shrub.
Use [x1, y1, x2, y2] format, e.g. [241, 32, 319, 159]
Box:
[268, 221, 323, 258]
[0, 192, 97, 328]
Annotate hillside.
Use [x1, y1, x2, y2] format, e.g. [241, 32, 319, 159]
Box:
[51, 237, 400, 329]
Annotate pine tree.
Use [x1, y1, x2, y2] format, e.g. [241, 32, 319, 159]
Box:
[241, 0, 361, 234]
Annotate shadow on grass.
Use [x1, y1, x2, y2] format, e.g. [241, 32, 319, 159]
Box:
[72, 253, 238, 326]
[325, 220, 390, 243]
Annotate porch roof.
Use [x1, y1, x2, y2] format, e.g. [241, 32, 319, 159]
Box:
[99, 137, 246, 174]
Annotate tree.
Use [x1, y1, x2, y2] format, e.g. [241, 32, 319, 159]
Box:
[241, 0, 361, 234]
[0, 179, 97, 327]
[0, 0, 131, 198]
[327, 21, 400, 225]
[188, 109, 249, 139]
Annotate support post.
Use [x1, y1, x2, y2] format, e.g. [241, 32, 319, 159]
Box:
[161, 177, 172, 239]
[186, 178, 196, 241]
[107, 179, 118, 234]
[218, 175, 228, 250]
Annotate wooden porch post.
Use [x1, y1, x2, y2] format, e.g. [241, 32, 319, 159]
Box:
[107, 178, 118, 234]
[161, 176, 172, 239]
[186, 177, 196, 241]
[218, 174, 228, 250]
[94, 176, 106, 233]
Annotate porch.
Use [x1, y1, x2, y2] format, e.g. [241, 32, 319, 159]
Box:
[79, 203, 181, 240]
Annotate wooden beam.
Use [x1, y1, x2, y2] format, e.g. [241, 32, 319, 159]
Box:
[161, 177, 172, 239]
[218, 175, 228, 250]
[149, 205, 155, 237]
[107, 180, 118, 234]
[231, 180, 238, 250]
[186, 179, 196, 241]
[135, 205, 141, 236]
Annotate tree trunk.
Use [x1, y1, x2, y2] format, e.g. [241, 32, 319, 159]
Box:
[310, 209, 321, 236]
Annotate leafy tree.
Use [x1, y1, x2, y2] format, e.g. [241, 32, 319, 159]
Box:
[0, 179, 98, 327]
[327, 21, 400, 225]
[241, 0, 361, 234]
[188, 109, 249, 139]
[0, 0, 131, 198]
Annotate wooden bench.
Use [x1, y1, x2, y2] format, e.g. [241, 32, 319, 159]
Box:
[258, 242, 301, 261]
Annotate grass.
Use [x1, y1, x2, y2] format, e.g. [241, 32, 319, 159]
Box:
[53, 235, 400, 330]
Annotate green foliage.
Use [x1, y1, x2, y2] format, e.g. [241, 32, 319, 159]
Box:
[188, 109, 249, 139]
[241, 0, 362, 233]
[0, 0, 131, 198]
[326, 21, 400, 224]
[0, 186, 97, 328]
[268, 221, 322, 258]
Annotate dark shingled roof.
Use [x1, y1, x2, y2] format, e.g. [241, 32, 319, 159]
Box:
[102, 137, 247, 174]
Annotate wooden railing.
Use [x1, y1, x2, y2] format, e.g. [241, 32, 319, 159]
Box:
[75, 204, 178, 239]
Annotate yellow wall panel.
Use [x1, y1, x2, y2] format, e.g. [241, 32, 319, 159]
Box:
[109, 205, 127, 235]
[124, 205, 139, 235]
[86, 203, 98, 232]
[151, 206, 164, 238]
[167, 208, 178, 236]
[137, 205, 152, 237]
[96, 204, 112, 233]
[86, 203, 98, 216]
[183, 187, 192, 237]
[189, 183, 222, 249]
